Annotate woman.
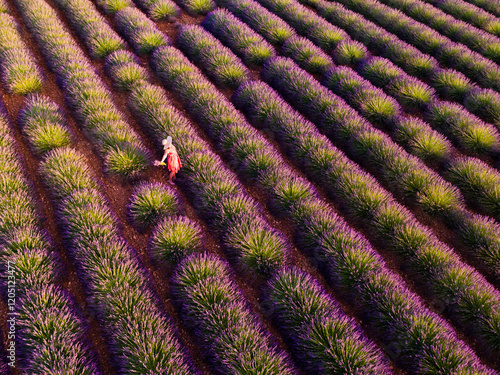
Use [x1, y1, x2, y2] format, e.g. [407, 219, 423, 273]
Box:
[158, 136, 182, 185]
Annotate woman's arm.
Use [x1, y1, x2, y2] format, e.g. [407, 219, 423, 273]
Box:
[160, 149, 168, 163]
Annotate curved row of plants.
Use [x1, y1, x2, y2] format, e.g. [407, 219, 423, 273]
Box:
[419, 0, 500, 38]
[453, 0, 500, 18]
[0, 11, 42, 95]
[254, 0, 352, 54]
[50, 0, 126, 59]
[0, 100, 99, 373]
[115, 6, 170, 55]
[12, 0, 151, 178]
[203, 8, 334, 74]
[176, 24, 250, 89]
[201, 9, 276, 66]
[372, 0, 500, 63]
[213, 0, 295, 45]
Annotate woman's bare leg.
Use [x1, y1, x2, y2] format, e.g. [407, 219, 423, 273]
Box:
[169, 171, 175, 184]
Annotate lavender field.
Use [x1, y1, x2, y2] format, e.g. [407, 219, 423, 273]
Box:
[0, 0, 499, 372]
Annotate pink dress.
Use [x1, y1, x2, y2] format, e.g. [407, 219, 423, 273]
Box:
[167, 150, 182, 173]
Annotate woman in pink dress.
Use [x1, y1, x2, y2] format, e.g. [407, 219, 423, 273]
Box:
[158, 136, 182, 185]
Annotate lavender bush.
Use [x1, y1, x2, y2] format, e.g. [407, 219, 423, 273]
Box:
[51, 0, 126, 58]
[128, 181, 180, 229]
[133, 0, 180, 20]
[115, 6, 169, 55]
[214, 0, 295, 45]
[18, 94, 72, 154]
[95, 0, 133, 14]
[0, 14, 42, 94]
[282, 35, 333, 74]
[175, 25, 250, 88]
[447, 157, 500, 220]
[150, 216, 202, 264]
[175, 0, 215, 14]
[201, 8, 276, 66]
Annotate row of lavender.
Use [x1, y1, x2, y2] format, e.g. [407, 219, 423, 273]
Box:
[455, 0, 500, 18]
[0, 11, 41, 95]
[339, 0, 500, 65]
[420, 0, 500, 38]
[0, 96, 98, 371]
[318, 0, 500, 92]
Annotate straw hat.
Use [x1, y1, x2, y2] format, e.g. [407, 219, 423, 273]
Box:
[162, 136, 172, 148]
